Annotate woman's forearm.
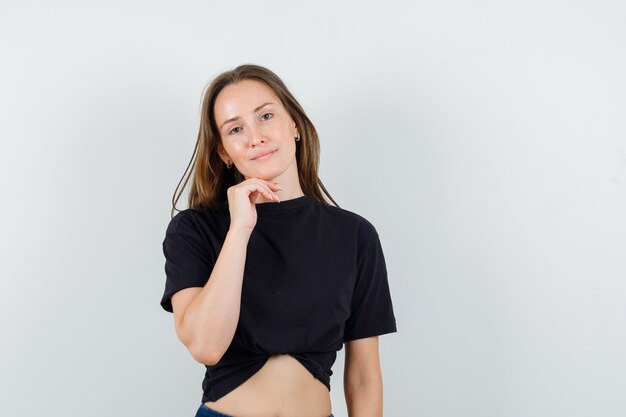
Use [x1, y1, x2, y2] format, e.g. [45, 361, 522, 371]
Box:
[344, 379, 383, 417]
[181, 225, 251, 364]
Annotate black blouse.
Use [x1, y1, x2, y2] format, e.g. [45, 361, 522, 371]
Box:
[160, 194, 397, 403]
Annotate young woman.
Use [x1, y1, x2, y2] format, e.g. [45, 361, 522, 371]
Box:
[160, 64, 397, 417]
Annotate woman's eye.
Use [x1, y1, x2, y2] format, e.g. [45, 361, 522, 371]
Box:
[261, 113, 273, 121]
[229, 127, 241, 135]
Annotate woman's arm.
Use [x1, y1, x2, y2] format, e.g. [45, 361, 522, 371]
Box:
[171, 180, 282, 365]
[173, 225, 251, 365]
[344, 336, 384, 417]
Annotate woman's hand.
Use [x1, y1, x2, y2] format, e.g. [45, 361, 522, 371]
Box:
[226, 178, 283, 232]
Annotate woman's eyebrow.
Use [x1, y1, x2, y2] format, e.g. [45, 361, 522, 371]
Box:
[220, 102, 274, 130]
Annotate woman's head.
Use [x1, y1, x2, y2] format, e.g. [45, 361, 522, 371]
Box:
[171, 64, 338, 214]
[213, 78, 300, 184]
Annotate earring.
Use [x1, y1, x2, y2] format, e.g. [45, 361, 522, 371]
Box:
[226, 161, 232, 169]
[295, 133, 301, 142]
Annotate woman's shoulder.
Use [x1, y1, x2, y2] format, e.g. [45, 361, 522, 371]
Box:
[316, 200, 380, 239]
[165, 209, 193, 235]
[165, 206, 228, 235]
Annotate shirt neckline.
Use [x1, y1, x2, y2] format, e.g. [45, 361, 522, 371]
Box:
[213, 194, 314, 218]
[254, 194, 312, 216]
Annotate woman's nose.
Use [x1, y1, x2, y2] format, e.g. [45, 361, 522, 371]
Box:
[247, 124, 266, 144]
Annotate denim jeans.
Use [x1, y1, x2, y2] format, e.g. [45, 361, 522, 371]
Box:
[194, 402, 335, 417]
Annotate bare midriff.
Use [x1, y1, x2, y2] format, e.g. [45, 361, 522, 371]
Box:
[203, 354, 332, 417]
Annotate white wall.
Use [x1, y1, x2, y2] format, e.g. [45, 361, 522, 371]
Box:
[1, 1, 625, 416]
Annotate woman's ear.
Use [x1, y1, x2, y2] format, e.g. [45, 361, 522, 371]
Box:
[216, 144, 229, 164]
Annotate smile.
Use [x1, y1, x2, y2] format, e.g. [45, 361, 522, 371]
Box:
[252, 150, 276, 161]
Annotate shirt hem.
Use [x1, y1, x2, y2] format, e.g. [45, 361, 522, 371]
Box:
[343, 322, 397, 342]
[201, 354, 272, 402]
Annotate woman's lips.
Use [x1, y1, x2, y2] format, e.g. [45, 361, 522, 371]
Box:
[252, 150, 276, 161]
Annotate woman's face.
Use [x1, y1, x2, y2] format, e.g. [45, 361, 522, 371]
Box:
[214, 79, 299, 182]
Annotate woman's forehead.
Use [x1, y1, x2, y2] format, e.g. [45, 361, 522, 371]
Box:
[217, 80, 277, 107]
[213, 80, 281, 126]
[214, 80, 281, 122]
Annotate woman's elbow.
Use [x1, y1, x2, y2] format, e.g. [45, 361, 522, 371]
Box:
[189, 344, 222, 366]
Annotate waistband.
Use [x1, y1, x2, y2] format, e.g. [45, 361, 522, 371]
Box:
[194, 403, 334, 417]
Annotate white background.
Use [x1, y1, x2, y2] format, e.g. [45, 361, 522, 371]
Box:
[1, 1, 625, 416]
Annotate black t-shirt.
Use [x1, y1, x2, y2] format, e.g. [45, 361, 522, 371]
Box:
[160, 194, 397, 403]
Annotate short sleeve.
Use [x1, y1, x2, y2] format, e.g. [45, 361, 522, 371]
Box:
[160, 210, 216, 313]
[343, 223, 397, 343]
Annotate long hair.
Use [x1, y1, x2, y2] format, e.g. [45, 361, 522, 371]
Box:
[170, 64, 340, 218]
